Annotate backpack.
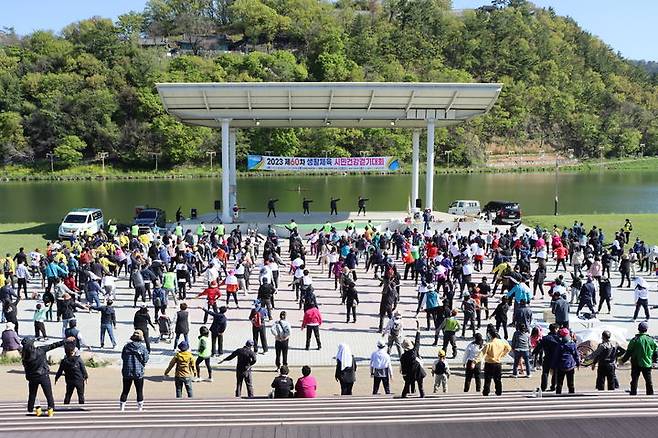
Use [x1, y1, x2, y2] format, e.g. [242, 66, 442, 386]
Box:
[277, 321, 290, 338]
[252, 310, 262, 328]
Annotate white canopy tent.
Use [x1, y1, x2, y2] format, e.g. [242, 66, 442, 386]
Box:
[156, 82, 502, 222]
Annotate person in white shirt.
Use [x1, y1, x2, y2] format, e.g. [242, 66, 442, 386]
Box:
[633, 276, 650, 321]
[462, 333, 484, 392]
[370, 341, 393, 394]
[16, 262, 31, 299]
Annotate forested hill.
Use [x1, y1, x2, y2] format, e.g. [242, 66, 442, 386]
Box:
[0, 0, 657, 169]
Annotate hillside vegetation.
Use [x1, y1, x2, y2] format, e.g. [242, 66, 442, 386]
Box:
[0, 0, 657, 170]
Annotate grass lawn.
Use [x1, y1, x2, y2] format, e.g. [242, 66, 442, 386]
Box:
[0, 223, 58, 254]
[523, 214, 658, 243]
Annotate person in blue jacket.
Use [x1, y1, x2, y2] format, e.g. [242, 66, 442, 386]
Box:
[553, 327, 580, 394]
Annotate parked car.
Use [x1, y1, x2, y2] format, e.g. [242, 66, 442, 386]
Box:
[134, 208, 166, 232]
[58, 208, 104, 239]
[448, 200, 481, 216]
[483, 200, 522, 225]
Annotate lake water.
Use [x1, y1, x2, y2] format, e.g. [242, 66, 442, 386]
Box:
[2, 171, 658, 223]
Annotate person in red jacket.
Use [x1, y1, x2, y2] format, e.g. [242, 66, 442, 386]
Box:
[301, 305, 322, 350]
[553, 244, 569, 272]
[197, 281, 222, 324]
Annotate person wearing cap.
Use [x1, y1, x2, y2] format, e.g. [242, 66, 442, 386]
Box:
[249, 300, 269, 353]
[164, 341, 197, 398]
[220, 339, 257, 398]
[1, 322, 21, 356]
[400, 320, 426, 398]
[481, 325, 512, 396]
[632, 277, 650, 322]
[432, 349, 451, 393]
[120, 330, 149, 411]
[620, 322, 658, 395]
[585, 330, 618, 391]
[370, 340, 393, 394]
[552, 327, 580, 394]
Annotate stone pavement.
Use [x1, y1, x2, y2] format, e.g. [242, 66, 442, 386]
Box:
[10, 225, 658, 372]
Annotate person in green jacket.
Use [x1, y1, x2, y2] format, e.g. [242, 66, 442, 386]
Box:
[163, 269, 178, 305]
[195, 326, 212, 382]
[130, 224, 139, 237]
[620, 321, 658, 395]
[439, 310, 461, 359]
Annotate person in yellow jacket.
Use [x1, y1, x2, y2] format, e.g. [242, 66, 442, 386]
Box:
[164, 341, 197, 398]
[481, 325, 512, 396]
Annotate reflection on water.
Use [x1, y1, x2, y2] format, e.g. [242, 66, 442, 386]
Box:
[2, 171, 658, 223]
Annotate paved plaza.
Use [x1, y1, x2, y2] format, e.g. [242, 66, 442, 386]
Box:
[10, 217, 657, 370]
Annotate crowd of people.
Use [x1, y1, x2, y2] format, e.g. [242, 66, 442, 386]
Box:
[0, 214, 657, 416]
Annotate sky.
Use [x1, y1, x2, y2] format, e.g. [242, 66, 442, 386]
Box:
[1, 0, 657, 61]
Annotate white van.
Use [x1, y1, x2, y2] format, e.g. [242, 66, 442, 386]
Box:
[447, 200, 481, 216]
[58, 208, 105, 239]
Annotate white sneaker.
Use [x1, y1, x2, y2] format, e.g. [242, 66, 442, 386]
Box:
[208, 377, 214, 383]
[120, 402, 126, 412]
[137, 402, 144, 412]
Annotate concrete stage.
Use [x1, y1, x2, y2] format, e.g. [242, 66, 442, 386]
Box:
[174, 210, 498, 234]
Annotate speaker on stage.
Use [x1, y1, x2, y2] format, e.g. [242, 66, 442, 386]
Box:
[214, 200, 221, 211]
[415, 198, 422, 209]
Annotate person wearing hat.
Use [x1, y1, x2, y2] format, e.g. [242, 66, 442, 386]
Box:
[164, 341, 197, 398]
[400, 320, 425, 398]
[632, 277, 650, 322]
[584, 330, 618, 391]
[1, 322, 21, 356]
[552, 327, 579, 394]
[220, 339, 258, 398]
[120, 330, 149, 411]
[249, 300, 269, 353]
[370, 340, 393, 395]
[620, 322, 658, 395]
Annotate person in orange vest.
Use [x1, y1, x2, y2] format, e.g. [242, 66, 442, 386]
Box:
[223, 270, 239, 308]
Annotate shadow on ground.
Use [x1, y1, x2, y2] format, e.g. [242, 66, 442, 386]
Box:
[0, 223, 59, 240]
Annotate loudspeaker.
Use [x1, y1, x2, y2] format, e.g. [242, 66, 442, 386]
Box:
[190, 208, 197, 219]
[415, 198, 422, 208]
[214, 200, 221, 210]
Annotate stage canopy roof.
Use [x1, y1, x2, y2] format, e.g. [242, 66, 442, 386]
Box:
[156, 82, 503, 129]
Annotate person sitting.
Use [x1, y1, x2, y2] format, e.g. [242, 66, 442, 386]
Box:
[294, 365, 317, 398]
[1, 322, 21, 357]
[270, 365, 294, 398]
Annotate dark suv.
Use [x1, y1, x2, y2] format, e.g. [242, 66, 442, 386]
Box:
[134, 208, 167, 232]
[483, 201, 521, 225]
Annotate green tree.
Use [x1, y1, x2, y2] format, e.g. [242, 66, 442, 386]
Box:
[54, 135, 86, 165]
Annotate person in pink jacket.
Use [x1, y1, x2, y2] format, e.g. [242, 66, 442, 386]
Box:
[301, 305, 322, 350]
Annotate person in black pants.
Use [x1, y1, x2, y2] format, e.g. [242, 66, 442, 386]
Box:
[201, 305, 228, 356]
[220, 340, 258, 398]
[330, 197, 340, 215]
[598, 278, 613, 313]
[343, 283, 359, 323]
[335, 343, 357, 395]
[21, 337, 65, 417]
[357, 196, 369, 216]
[133, 306, 155, 353]
[584, 330, 618, 391]
[271, 312, 291, 370]
[267, 199, 278, 218]
[119, 330, 149, 411]
[620, 321, 657, 395]
[302, 198, 313, 215]
[492, 298, 510, 339]
[55, 343, 88, 404]
[400, 322, 425, 398]
[463, 334, 484, 392]
[535, 323, 559, 391]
